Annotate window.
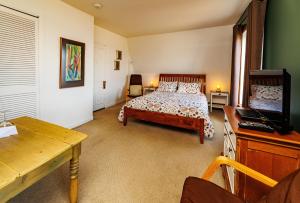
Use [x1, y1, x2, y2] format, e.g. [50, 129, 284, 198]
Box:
[238, 30, 247, 106]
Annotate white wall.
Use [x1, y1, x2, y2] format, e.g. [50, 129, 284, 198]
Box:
[94, 26, 130, 107]
[128, 25, 233, 95]
[0, 0, 94, 128]
[0, 0, 233, 128]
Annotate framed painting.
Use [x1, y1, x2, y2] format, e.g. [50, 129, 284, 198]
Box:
[114, 60, 120, 70]
[116, 50, 122, 60]
[60, 38, 85, 88]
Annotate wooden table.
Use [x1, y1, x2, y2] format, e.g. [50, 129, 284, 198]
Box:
[0, 117, 88, 203]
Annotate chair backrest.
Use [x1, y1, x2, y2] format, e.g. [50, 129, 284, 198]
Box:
[256, 168, 300, 203]
[130, 74, 142, 86]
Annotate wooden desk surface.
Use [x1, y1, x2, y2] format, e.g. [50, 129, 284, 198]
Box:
[0, 117, 87, 202]
[223, 106, 300, 147]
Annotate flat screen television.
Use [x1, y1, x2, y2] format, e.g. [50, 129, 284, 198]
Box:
[240, 69, 291, 133]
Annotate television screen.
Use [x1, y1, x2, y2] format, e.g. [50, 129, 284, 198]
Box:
[249, 83, 283, 113]
[248, 69, 291, 126]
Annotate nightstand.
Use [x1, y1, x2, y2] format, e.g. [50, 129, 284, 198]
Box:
[210, 91, 229, 112]
[143, 86, 157, 95]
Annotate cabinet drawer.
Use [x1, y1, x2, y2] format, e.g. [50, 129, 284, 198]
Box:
[224, 135, 235, 160]
[227, 166, 235, 193]
[224, 130, 235, 194]
[224, 126, 236, 152]
[248, 141, 300, 158]
[228, 141, 235, 160]
[224, 116, 236, 150]
[224, 134, 229, 157]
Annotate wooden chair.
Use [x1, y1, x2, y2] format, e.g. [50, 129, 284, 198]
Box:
[126, 74, 143, 101]
[181, 156, 300, 203]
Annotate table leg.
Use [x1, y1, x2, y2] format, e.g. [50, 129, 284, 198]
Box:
[70, 144, 81, 203]
[226, 95, 229, 106]
[199, 119, 204, 144]
[123, 107, 128, 126]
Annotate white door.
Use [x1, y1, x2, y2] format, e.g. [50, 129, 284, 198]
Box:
[93, 44, 107, 111]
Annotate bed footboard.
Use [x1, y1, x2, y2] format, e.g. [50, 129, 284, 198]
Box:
[123, 107, 205, 144]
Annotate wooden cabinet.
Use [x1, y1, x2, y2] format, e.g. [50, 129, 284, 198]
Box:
[237, 139, 300, 201]
[223, 106, 300, 202]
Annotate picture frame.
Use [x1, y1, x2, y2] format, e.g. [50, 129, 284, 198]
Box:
[116, 50, 122, 60]
[114, 60, 120, 70]
[59, 37, 85, 88]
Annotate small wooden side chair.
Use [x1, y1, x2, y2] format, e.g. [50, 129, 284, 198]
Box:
[181, 156, 300, 203]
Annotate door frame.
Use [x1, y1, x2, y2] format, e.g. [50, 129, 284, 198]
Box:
[93, 43, 108, 111]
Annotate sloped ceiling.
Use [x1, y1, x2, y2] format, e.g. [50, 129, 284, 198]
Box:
[62, 0, 251, 37]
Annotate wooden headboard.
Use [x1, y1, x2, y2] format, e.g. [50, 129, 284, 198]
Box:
[248, 71, 283, 97]
[249, 75, 283, 86]
[159, 74, 206, 94]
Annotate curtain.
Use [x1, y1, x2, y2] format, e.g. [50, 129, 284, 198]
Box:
[229, 0, 268, 106]
[242, 0, 268, 106]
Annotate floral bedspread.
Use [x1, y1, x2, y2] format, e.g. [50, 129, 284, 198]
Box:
[118, 91, 214, 138]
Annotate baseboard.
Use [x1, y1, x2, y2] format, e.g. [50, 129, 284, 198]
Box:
[114, 99, 126, 105]
[68, 115, 94, 129]
[105, 99, 125, 108]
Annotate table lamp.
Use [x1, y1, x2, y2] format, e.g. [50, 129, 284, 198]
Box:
[216, 85, 221, 92]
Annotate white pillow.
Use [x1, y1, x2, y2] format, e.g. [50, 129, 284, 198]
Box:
[156, 81, 178, 92]
[177, 82, 201, 94]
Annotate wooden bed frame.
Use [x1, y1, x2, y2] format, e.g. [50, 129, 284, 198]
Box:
[123, 74, 207, 144]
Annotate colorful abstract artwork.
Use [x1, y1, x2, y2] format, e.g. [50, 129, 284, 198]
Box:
[60, 38, 85, 88]
[66, 44, 82, 81]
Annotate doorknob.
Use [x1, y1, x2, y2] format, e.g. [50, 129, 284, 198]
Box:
[103, 81, 106, 89]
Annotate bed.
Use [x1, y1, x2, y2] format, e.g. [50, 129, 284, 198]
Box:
[118, 74, 214, 144]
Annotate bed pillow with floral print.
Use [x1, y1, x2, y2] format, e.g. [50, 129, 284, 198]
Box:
[157, 81, 178, 92]
[177, 82, 201, 94]
[251, 85, 282, 100]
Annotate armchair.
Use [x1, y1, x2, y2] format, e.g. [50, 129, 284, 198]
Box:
[126, 74, 143, 101]
[181, 156, 300, 203]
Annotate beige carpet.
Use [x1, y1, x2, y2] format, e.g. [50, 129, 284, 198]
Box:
[10, 104, 224, 203]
